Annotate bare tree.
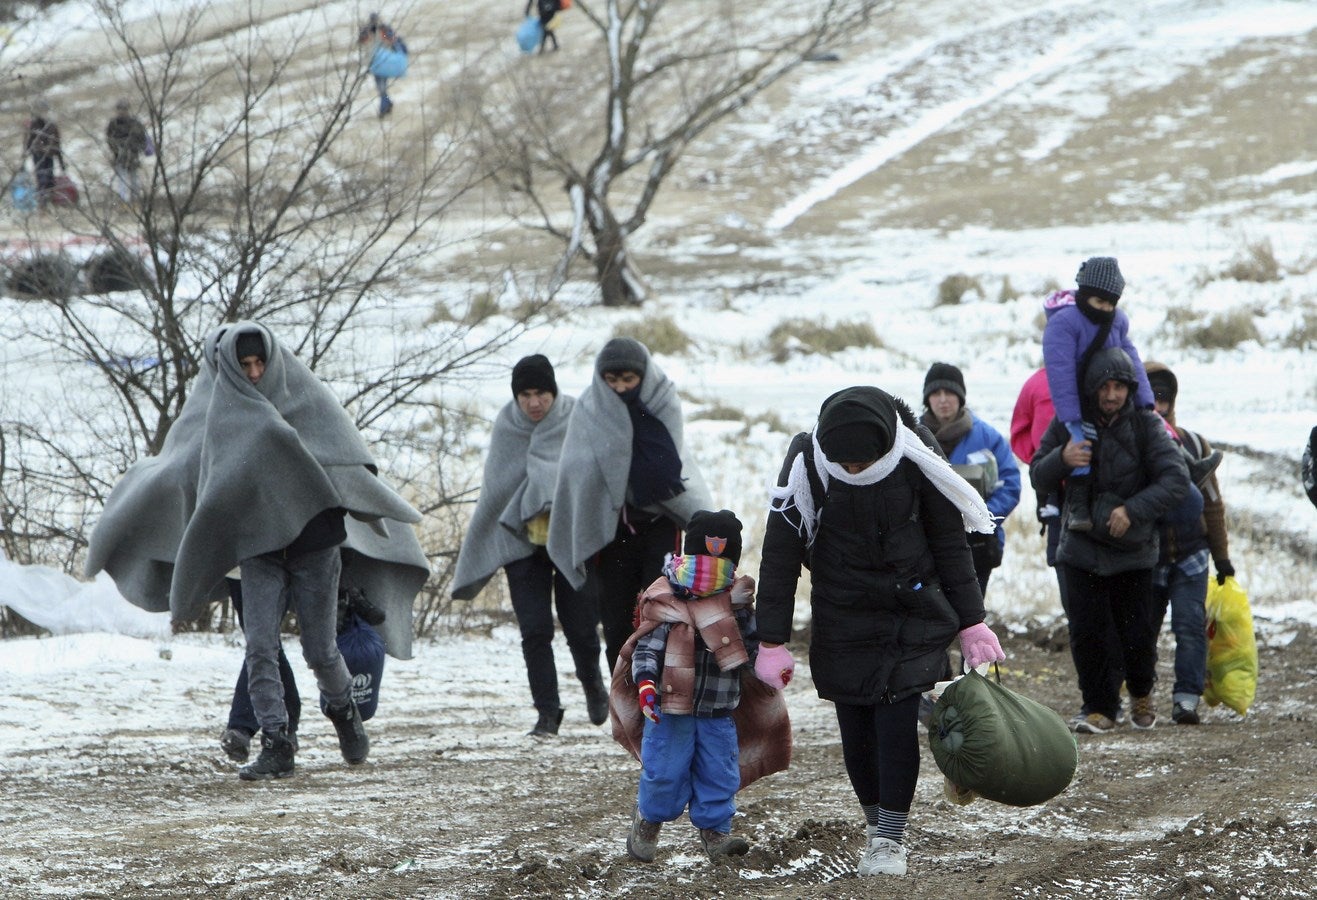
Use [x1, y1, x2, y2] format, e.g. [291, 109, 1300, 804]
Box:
[482, 0, 887, 306]
[0, 1, 547, 595]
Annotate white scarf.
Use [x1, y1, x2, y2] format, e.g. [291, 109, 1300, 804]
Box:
[768, 424, 996, 547]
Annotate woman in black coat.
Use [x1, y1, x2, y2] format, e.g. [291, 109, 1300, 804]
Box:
[755, 386, 1004, 879]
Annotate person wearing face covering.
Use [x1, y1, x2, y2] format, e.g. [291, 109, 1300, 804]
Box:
[546, 337, 713, 675]
[755, 386, 1004, 879]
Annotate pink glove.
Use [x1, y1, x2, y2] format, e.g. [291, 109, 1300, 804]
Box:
[958, 622, 1005, 670]
[754, 643, 795, 690]
[638, 680, 660, 723]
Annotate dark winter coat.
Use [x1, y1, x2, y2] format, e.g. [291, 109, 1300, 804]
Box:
[757, 431, 985, 705]
[1031, 348, 1190, 576]
[24, 116, 63, 167]
[106, 114, 148, 168]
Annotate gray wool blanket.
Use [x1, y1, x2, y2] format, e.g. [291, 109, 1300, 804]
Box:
[85, 321, 428, 658]
[450, 393, 575, 600]
[547, 349, 711, 590]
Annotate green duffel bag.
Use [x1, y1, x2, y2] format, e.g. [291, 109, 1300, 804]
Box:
[929, 669, 1077, 807]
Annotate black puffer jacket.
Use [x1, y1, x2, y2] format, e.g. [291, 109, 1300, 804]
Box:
[757, 394, 984, 705]
[1031, 348, 1189, 575]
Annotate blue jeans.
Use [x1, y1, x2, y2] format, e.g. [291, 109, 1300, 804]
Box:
[638, 714, 739, 832]
[241, 546, 350, 732]
[1152, 566, 1208, 703]
[1066, 421, 1093, 476]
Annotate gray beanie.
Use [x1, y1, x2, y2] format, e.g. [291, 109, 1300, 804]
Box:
[1075, 256, 1125, 302]
[596, 337, 648, 377]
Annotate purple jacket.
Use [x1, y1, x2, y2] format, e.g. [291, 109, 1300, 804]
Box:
[1042, 291, 1155, 423]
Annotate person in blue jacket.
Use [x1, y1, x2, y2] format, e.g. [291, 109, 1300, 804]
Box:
[919, 363, 1020, 597]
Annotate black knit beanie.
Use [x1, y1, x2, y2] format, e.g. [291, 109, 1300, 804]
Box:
[923, 362, 966, 407]
[596, 337, 648, 378]
[816, 387, 897, 463]
[511, 354, 557, 397]
[1146, 366, 1178, 405]
[234, 330, 266, 363]
[1075, 256, 1125, 304]
[683, 509, 743, 565]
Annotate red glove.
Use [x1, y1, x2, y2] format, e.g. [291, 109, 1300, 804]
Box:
[638, 680, 660, 723]
[754, 643, 794, 690]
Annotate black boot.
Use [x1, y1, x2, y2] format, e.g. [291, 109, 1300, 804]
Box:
[325, 698, 370, 764]
[582, 674, 610, 727]
[1066, 476, 1093, 532]
[1187, 448, 1222, 487]
[238, 727, 295, 780]
[220, 727, 252, 762]
[529, 707, 564, 737]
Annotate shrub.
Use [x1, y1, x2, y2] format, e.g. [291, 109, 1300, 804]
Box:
[764, 317, 881, 363]
[1182, 308, 1262, 350]
[936, 273, 984, 306]
[613, 314, 692, 356]
[5, 253, 78, 301]
[1282, 308, 1317, 350]
[84, 250, 152, 294]
[1221, 239, 1281, 283]
[998, 276, 1020, 303]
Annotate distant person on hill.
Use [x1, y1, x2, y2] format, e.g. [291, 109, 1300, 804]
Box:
[757, 386, 1003, 878]
[105, 98, 149, 203]
[23, 98, 64, 208]
[525, 0, 563, 54]
[1305, 426, 1317, 509]
[547, 338, 713, 677]
[1145, 362, 1232, 726]
[1042, 256, 1219, 533]
[919, 363, 1020, 597]
[451, 355, 610, 738]
[359, 12, 405, 117]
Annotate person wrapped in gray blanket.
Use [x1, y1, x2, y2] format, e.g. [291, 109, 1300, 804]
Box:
[85, 321, 426, 781]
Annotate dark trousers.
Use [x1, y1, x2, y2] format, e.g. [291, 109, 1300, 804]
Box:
[33, 156, 55, 196]
[591, 514, 680, 674]
[1058, 563, 1157, 720]
[505, 546, 603, 713]
[834, 695, 922, 814]
[225, 578, 301, 736]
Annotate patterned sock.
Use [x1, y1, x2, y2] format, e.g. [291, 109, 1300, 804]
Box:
[874, 808, 908, 845]
[861, 802, 883, 828]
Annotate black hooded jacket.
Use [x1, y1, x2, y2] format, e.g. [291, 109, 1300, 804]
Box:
[1031, 348, 1190, 575]
[757, 387, 984, 705]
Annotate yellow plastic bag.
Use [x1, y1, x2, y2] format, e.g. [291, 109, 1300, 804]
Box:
[1202, 576, 1258, 715]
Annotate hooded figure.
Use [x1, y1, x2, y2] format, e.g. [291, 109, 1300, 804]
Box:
[547, 338, 712, 673]
[451, 355, 608, 737]
[755, 386, 1002, 878]
[86, 322, 426, 651]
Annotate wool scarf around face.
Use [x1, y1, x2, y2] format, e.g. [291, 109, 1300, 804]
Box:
[663, 553, 736, 599]
[621, 387, 686, 507]
[921, 406, 972, 458]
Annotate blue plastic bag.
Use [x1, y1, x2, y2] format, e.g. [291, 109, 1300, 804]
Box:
[11, 171, 37, 212]
[320, 613, 387, 720]
[370, 46, 409, 79]
[516, 16, 543, 53]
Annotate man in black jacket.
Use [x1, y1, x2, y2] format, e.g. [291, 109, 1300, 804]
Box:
[105, 98, 148, 202]
[1031, 348, 1189, 734]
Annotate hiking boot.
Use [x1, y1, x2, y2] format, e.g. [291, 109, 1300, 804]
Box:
[582, 675, 610, 727]
[238, 727, 294, 781]
[858, 836, 907, 877]
[1071, 712, 1116, 734]
[220, 727, 252, 762]
[379, 95, 393, 118]
[325, 698, 370, 764]
[1066, 477, 1093, 532]
[1172, 701, 1201, 725]
[1130, 694, 1157, 730]
[626, 807, 662, 862]
[529, 707, 564, 737]
[1188, 449, 1223, 488]
[699, 828, 750, 859]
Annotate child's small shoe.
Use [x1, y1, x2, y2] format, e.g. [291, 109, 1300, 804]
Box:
[627, 807, 661, 862]
[698, 828, 749, 859]
[1187, 449, 1222, 487]
[1065, 478, 1093, 532]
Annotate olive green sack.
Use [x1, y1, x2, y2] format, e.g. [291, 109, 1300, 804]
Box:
[929, 670, 1077, 807]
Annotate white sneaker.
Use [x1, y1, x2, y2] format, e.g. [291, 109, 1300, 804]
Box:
[858, 836, 907, 876]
